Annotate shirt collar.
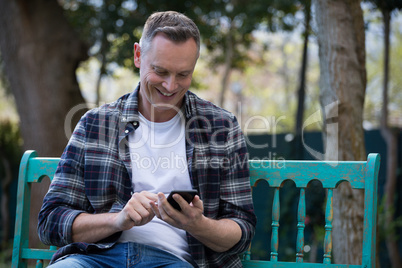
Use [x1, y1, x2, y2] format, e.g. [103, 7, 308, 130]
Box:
[120, 83, 140, 124]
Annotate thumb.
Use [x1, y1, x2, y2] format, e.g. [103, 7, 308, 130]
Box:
[192, 195, 203, 210]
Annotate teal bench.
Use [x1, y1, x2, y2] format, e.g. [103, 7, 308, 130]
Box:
[12, 150, 380, 268]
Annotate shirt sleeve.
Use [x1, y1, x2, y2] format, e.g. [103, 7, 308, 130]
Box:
[37, 114, 90, 247]
[218, 115, 256, 254]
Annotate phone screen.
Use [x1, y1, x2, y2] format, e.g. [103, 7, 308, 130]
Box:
[167, 190, 198, 211]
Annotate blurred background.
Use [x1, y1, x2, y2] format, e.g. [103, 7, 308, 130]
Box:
[0, 0, 401, 267]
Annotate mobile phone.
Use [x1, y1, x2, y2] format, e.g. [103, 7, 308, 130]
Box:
[167, 190, 198, 211]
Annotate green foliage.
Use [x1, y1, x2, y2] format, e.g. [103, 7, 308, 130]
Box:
[0, 54, 10, 95]
[0, 239, 12, 268]
[0, 120, 21, 258]
[60, 0, 148, 73]
[61, 1, 325, 133]
[377, 195, 402, 242]
[365, 10, 402, 128]
[365, 0, 402, 12]
[0, 120, 22, 161]
[60, 0, 303, 77]
[188, 0, 299, 71]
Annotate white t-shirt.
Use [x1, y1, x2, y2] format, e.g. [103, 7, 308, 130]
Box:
[118, 110, 193, 263]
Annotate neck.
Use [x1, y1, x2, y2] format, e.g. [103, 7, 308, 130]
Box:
[138, 96, 183, 123]
[144, 107, 179, 122]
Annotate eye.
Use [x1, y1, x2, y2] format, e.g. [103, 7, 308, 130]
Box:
[155, 70, 167, 76]
[178, 73, 190, 78]
[153, 67, 167, 76]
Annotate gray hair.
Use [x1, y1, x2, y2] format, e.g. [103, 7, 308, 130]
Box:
[139, 11, 201, 57]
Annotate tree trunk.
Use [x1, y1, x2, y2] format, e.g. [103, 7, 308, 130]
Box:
[95, 5, 109, 108]
[380, 8, 402, 268]
[293, 0, 311, 160]
[295, 0, 311, 137]
[0, 0, 88, 247]
[95, 55, 106, 107]
[313, 0, 367, 264]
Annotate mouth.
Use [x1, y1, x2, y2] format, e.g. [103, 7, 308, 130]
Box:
[156, 88, 175, 97]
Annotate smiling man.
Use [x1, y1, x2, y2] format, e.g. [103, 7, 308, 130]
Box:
[135, 33, 197, 123]
[38, 11, 256, 268]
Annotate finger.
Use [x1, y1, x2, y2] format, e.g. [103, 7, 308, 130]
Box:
[128, 196, 151, 214]
[125, 198, 155, 226]
[172, 194, 190, 211]
[129, 211, 143, 225]
[191, 195, 203, 210]
[131, 193, 158, 216]
[132, 208, 155, 226]
[133, 192, 158, 204]
[150, 201, 160, 218]
[140, 191, 158, 202]
[157, 193, 176, 219]
[120, 205, 142, 227]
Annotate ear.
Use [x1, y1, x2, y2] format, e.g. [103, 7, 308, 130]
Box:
[134, 43, 141, 68]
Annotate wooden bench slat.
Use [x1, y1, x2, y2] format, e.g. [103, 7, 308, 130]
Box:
[21, 248, 57, 260]
[296, 188, 306, 263]
[26, 158, 59, 183]
[249, 161, 366, 189]
[361, 154, 380, 267]
[323, 189, 334, 264]
[270, 187, 280, 261]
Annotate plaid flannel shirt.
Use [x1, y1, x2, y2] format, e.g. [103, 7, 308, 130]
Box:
[38, 85, 256, 267]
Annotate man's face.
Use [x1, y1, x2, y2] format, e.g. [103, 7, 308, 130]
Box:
[134, 33, 198, 122]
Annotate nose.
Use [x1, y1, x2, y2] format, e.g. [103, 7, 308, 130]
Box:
[162, 75, 178, 92]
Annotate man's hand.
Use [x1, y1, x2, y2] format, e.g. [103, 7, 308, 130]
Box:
[72, 191, 157, 243]
[151, 192, 204, 230]
[114, 191, 158, 230]
[150, 193, 242, 252]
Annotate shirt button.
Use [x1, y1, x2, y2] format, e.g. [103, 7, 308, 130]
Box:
[133, 122, 138, 126]
[125, 130, 129, 134]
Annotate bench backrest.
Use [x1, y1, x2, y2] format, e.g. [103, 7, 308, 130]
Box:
[12, 150, 59, 268]
[12, 150, 380, 268]
[242, 153, 380, 268]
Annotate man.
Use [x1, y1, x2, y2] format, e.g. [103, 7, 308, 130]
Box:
[38, 11, 256, 267]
